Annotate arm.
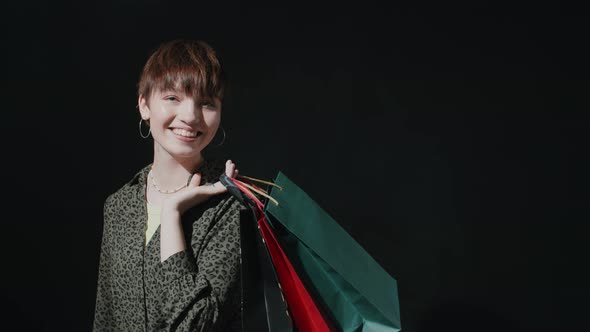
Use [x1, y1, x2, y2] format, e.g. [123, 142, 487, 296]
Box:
[92, 196, 117, 331]
[160, 160, 238, 263]
[158, 197, 243, 331]
[160, 207, 187, 263]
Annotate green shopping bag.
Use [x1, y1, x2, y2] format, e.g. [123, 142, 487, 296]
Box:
[263, 172, 402, 332]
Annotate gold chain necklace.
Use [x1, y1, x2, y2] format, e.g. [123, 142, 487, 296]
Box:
[148, 167, 187, 194]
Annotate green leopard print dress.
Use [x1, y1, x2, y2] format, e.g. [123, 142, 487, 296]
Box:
[93, 158, 245, 331]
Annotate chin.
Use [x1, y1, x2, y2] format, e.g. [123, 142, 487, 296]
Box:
[174, 148, 203, 158]
[160, 143, 201, 158]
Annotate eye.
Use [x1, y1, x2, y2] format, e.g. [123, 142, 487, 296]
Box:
[202, 101, 216, 109]
[165, 96, 179, 102]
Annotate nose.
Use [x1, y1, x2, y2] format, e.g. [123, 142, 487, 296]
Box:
[178, 102, 203, 125]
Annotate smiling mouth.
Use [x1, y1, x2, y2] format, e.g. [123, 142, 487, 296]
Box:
[170, 128, 203, 138]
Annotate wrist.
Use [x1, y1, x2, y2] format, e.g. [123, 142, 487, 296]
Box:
[161, 202, 181, 218]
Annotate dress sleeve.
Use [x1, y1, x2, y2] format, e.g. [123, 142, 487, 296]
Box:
[92, 195, 117, 331]
[158, 196, 243, 331]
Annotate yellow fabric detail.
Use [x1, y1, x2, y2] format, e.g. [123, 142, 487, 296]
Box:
[145, 201, 161, 246]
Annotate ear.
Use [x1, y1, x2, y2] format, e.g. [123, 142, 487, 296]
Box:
[138, 94, 150, 121]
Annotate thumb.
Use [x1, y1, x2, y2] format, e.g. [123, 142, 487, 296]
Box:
[188, 172, 201, 188]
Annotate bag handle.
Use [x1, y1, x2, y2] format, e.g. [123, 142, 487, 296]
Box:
[220, 173, 281, 207]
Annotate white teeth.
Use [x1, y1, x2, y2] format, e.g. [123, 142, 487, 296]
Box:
[172, 128, 197, 137]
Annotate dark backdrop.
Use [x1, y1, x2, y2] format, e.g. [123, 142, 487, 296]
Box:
[2, 1, 588, 331]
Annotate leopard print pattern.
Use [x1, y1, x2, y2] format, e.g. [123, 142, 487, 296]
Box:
[93, 158, 245, 331]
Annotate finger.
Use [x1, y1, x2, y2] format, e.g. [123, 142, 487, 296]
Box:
[213, 181, 228, 193]
[188, 172, 201, 188]
[225, 159, 234, 174]
[199, 181, 227, 195]
[226, 159, 239, 178]
[225, 160, 236, 178]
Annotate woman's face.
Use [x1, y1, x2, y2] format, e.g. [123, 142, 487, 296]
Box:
[138, 88, 222, 159]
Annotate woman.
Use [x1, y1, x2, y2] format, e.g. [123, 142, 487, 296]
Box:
[93, 39, 244, 331]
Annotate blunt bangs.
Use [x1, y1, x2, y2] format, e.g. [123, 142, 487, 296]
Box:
[138, 40, 227, 103]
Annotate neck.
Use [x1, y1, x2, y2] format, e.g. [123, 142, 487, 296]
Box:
[150, 144, 206, 191]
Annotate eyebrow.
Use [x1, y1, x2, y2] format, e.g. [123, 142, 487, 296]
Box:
[159, 89, 218, 103]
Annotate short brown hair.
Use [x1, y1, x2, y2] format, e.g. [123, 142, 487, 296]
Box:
[137, 39, 227, 104]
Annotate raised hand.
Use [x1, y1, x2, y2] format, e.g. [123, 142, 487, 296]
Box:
[162, 160, 239, 215]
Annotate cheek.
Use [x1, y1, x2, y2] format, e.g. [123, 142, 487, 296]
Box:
[203, 111, 222, 127]
[151, 111, 173, 127]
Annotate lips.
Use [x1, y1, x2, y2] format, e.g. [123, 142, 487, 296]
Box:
[170, 128, 202, 138]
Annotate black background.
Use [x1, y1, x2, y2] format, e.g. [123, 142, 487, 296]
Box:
[1, 1, 588, 331]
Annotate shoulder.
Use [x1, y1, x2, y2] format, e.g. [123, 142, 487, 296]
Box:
[199, 157, 227, 185]
[103, 164, 151, 212]
[204, 184, 249, 232]
[216, 193, 249, 218]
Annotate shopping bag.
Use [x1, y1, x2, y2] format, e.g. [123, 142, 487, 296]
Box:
[257, 207, 333, 332]
[221, 174, 332, 332]
[232, 184, 293, 331]
[264, 172, 402, 332]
